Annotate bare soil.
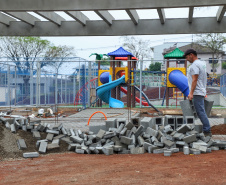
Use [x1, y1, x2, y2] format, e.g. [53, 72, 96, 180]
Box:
[0, 151, 226, 185]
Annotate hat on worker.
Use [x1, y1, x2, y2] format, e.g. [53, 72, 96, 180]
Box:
[183, 48, 197, 58]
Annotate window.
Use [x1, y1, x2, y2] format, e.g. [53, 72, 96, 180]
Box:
[209, 58, 218, 64]
[211, 69, 217, 72]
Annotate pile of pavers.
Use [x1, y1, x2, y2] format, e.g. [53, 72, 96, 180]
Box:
[0, 115, 226, 158]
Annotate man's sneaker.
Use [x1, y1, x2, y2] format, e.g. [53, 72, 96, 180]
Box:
[204, 132, 212, 137]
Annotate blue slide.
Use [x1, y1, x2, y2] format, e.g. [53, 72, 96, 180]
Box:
[169, 70, 189, 97]
[96, 75, 125, 108]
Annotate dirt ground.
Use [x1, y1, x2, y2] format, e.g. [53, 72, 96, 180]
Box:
[1, 106, 226, 184]
[0, 151, 226, 185]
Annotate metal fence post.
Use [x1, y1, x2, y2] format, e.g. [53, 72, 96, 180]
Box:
[79, 61, 81, 105]
[88, 61, 91, 107]
[73, 73, 75, 105]
[140, 60, 143, 108]
[65, 75, 67, 104]
[14, 66, 17, 106]
[45, 71, 47, 105]
[36, 61, 41, 106]
[30, 62, 33, 105]
[55, 72, 58, 105]
[7, 65, 10, 106]
[61, 75, 63, 104]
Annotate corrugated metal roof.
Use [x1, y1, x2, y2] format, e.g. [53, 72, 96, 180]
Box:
[108, 47, 134, 57]
[164, 48, 184, 59]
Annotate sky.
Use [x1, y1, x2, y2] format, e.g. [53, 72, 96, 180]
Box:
[39, 6, 224, 62]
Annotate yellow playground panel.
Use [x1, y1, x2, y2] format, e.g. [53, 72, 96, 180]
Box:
[98, 67, 129, 86]
[167, 67, 186, 88]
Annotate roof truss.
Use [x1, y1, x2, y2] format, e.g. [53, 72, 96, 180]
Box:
[0, 0, 225, 36]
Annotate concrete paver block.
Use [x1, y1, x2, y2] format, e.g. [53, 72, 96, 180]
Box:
[46, 133, 54, 141]
[176, 124, 191, 134]
[153, 148, 164, 154]
[46, 129, 59, 135]
[96, 129, 106, 139]
[183, 134, 197, 143]
[70, 136, 84, 144]
[33, 131, 41, 139]
[137, 136, 145, 147]
[23, 152, 39, 158]
[120, 136, 132, 145]
[17, 139, 27, 150]
[130, 147, 144, 154]
[116, 123, 125, 134]
[39, 141, 48, 153]
[164, 150, 172, 156]
[10, 124, 16, 133]
[134, 125, 144, 138]
[125, 122, 134, 130]
[163, 139, 175, 147]
[145, 127, 158, 137]
[47, 143, 60, 150]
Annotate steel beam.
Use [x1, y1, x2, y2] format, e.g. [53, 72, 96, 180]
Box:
[125, 9, 139, 25]
[65, 11, 89, 26]
[35, 11, 65, 26]
[188, 7, 194, 23]
[216, 5, 226, 22]
[157, 8, 165, 24]
[0, 17, 226, 36]
[0, 0, 225, 11]
[94, 10, 114, 25]
[0, 12, 16, 26]
[4, 12, 40, 26]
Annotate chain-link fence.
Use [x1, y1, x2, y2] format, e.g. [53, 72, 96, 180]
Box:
[0, 57, 225, 108]
[220, 73, 226, 97]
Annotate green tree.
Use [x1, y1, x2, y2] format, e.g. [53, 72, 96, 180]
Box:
[196, 33, 226, 74]
[222, 62, 226, 70]
[149, 62, 161, 71]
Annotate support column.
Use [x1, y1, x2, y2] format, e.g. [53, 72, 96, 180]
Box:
[116, 60, 121, 100]
[127, 56, 132, 107]
[132, 60, 136, 107]
[166, 60, 169, 107]
[111, 56, 116, 99]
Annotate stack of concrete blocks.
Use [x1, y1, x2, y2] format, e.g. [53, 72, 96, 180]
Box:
[0, 116, 226, 157]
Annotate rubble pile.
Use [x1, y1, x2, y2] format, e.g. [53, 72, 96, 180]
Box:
[0, 116, 226, 158]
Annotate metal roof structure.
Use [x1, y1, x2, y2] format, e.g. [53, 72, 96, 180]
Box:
[108, 47, 134, 57]
[0, 0, 225, 36]
[164, 48, 184, 59]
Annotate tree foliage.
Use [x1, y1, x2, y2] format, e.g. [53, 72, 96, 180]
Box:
[120, 36, 152, 61]
[196, 33, 226, 73]
[149, 62, 161, 71]
[0, 37, 51, 73]
[44, 45, 75, 74]
[222, 62, 226, 70]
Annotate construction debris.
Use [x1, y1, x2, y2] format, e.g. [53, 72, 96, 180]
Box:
[0, 115, 226, 158]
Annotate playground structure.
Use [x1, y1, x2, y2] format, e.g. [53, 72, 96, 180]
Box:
[96, 47, 159, 111]
[74, 47, 190, 109]
[163, 48, 189, 106]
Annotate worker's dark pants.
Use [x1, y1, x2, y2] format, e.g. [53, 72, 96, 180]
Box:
[193, 95, 211, 132]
